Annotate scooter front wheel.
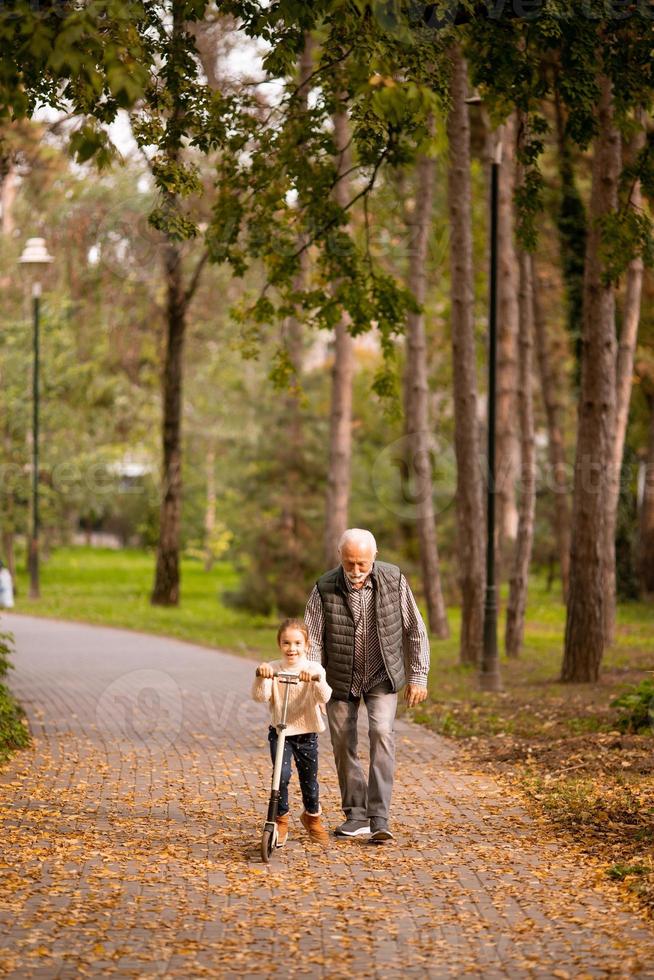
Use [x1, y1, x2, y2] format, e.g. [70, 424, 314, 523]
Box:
[261, 828, 276, 863]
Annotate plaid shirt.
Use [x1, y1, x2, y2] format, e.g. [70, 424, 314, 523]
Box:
[304, 570, 430, 696]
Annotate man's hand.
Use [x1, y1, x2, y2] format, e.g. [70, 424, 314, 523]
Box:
[257, 663, 274, 678]
[404, 684, 428, 708]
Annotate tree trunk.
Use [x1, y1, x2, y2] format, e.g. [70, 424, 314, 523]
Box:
[404, 148, 449, 638]
[204, 444, 216, 571]
[151, 242, 186, 605]
[324, 106, 354, 568]
[604, 115, 646, 642]
[638, 393, 654, 595]
[1, 162, 17, 237]
[505, 249, 536, 657]
[496, 113, 520, 571]
[562, 76, 620, 683]
[2, 529, 15, 585]
[532, 261, 571, 600]
[554, 88, 586, 385]
[447, 46, 485, 666]
[280, 36, 312, 567]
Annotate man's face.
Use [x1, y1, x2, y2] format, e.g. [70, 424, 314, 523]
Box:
[340, 541, 375, 589]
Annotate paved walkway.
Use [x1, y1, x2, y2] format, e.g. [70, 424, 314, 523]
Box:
[1, 614, 653, 979]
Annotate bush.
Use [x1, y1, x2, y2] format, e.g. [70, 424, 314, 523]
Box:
[0, 626, 30, 762]
[610, 679, 654, 733]
[0, 628, 14, 678]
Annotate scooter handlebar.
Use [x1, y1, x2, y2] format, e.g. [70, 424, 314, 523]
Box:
[255, 668, 321, 681]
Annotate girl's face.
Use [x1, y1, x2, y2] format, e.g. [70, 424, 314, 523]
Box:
[278, 627, 308, 666]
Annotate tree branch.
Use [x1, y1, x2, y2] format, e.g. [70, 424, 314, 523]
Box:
[288, 142, 392, 265]
[183, 249, 209, 308]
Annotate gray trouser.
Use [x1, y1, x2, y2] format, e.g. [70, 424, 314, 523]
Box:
[326, 680, 397, 823]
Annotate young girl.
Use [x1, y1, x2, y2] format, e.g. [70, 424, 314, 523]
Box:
[252, 618, 332, 846]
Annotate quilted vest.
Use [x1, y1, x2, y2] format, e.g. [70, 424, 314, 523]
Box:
[315, 561, 405, 701]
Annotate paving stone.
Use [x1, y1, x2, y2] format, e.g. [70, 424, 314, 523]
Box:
[2, 613, 654, 980]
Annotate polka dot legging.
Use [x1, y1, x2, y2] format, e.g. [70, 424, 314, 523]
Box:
[267, 726, 320, 816]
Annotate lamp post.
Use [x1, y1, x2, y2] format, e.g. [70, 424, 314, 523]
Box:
[465, 91, 503, 691]
[18, 237, 53, 599]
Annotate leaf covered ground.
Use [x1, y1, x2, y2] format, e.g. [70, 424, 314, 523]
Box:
[416, 615, 654, 919]
[2, 614, 654, 977]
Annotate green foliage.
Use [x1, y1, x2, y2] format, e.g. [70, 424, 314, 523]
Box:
[0, 0, 151, 122]
[209, 0, 449, 363]
[221, 388, 326, 616]
[0, 627, 14, 679]
[150, 159, 202, 199]
[607, 863, 649, 881]
[0, 125, 163, 550]
[0, 681, 30, 763]
[599, 208, 654, 285]
[149, 205, 199, 241]
[69, 123, 118, 168]
[515, 113, 547, 251]
[268, 346, 302, 393]
[611, 680, 654, 734]
[555, 133, 586, 384]
[615, 445, 640, 602]
[184, 522, 233, 565]
[0, 625, 29, 762]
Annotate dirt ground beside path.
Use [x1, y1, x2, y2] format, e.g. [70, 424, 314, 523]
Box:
[1, 614, 654, 979]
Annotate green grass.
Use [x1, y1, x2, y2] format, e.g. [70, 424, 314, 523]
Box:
[12, 546, 278, 658]
[9, 544, 653, 735]
[417, 576, 654, 739]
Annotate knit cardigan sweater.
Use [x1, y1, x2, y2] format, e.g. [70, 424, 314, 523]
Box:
[251, 658, 332, 735]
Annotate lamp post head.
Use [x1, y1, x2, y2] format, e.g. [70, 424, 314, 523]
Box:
[19, 238, 53, 298]
[19, 237, 53, 269]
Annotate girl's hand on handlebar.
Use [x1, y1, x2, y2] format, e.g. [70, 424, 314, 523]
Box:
[298, 668, 313, 682]
[257, 663, 274, 678]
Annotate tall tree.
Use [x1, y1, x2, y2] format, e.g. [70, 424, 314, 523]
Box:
[323, 105, 355, 568]
[150, 5, 210, 605]
[495, 112, 520, 571]
[637, 387, 654, 595]
[604, 115, 646, 643]
[505, 239, 536, 658]
[532, 260, 571, 599]
[562, 75, 620, 683]
[280, 36, 313, 571]
[151, 234, 203, 605]
[403, 144, 449, 638]
[553, 87, 587, 384]
[447, 46, 485, 666]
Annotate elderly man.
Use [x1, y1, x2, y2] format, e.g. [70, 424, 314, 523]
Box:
[304, 528, 429, 842]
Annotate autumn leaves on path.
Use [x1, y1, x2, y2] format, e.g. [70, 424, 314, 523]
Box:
[1, 615, 653, 979]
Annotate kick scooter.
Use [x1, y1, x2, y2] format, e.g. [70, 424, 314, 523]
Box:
[257, 668, 320, 863]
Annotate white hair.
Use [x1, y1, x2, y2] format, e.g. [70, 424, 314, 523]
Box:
[337, 528, 377, 556]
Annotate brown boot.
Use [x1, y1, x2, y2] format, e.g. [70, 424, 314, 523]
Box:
[275, 813, 289, 848]
[300, 810, 329, 844]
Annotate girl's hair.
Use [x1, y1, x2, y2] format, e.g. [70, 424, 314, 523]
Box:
[276, 617, 310, 646]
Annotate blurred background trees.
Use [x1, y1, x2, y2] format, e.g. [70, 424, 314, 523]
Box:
[1, 1, 654, 683]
